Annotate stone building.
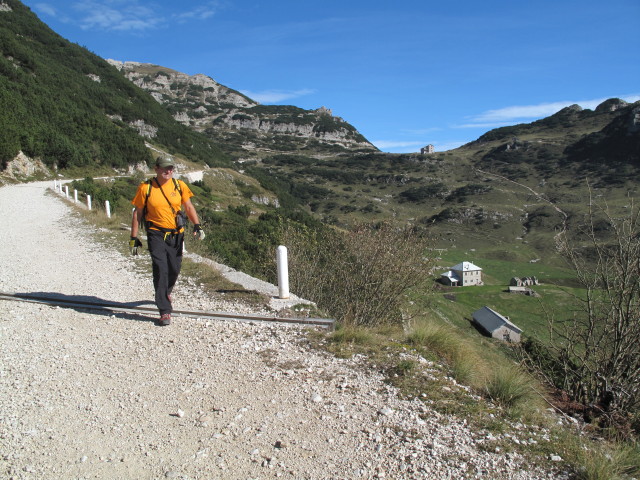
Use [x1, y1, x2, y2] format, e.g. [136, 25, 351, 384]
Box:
[421, 144, 435, 154]
[472, 306, 522, 343]
[440, 261, 483, 287]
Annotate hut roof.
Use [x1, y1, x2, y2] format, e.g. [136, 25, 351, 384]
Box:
[472, 306, 522, 334]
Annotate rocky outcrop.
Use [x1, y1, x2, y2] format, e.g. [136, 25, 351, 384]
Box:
[1, 151, 50, 180]
[565, 101, 640, 166]
[129, 119, 158, 139]
[594, 98, 628, 113]
[108, 60, 255, 109]
[108, 60, 376, 154]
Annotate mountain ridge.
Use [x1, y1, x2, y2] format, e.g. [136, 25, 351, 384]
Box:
[108, 60, 377, 158]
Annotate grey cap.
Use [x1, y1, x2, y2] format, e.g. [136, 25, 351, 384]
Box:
[155, 156, 175, 168]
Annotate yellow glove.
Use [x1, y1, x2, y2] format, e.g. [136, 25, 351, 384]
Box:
[129, 236, 143, 255]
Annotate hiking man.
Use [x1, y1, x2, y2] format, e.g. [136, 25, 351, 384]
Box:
[129, 157, 205, 326]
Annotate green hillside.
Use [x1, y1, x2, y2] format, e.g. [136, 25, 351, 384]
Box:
[0, 0, 229, 171]
[243, 101, 640, 256]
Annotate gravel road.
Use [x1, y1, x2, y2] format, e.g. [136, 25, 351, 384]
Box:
[0, 181, 559, 479]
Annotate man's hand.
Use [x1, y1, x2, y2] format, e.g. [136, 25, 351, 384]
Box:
[129, 236, 143, 255]
[193, 224, 205, 240]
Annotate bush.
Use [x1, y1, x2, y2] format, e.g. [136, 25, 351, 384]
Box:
[538, 200, 640, 433]
[407, 322, 483, 385]
[485, 365, 537, 410]
[399, 183, 448, 202]
[571, 441, 640, 480]
[407, 323, 458, 357]
[283, 222, 433, 327]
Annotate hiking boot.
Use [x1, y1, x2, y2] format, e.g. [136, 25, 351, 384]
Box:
[158, 313, 171, 326]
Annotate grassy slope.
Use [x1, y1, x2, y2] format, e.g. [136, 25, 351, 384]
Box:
[238, 103, 640, 354]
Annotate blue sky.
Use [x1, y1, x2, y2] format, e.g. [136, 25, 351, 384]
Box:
[22, 0, 640, 153]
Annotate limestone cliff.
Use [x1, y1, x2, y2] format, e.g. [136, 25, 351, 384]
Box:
[108, 60, 377, 155]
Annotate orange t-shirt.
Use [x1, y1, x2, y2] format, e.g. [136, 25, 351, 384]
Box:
[132, 179, 193, 231]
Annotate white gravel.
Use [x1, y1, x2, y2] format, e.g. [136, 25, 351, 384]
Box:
[0, 181, 560, 479]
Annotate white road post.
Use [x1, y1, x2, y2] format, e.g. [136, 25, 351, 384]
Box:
[276, 245, 290, 299]
[53, 180, 57, 191]
[74, 189, 78, 203]
[105, 200, 111, 218]
[87, 195, 92, 210]
[64, 185, 69, 198]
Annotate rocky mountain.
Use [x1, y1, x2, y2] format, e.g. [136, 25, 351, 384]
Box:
[565, 101, 640, 168]
[465, 99, 640, 185]
[108, 60, 377, 158]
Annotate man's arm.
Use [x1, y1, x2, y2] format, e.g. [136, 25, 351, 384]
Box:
[131, 206, 144, 238]
[183, 199, 204, 239]
[183, 199, 200, 225]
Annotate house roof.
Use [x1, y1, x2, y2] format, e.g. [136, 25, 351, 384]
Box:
[451, 261, 482, 272]
[440, 270, 461, 281]
[472, 306, 522, 334]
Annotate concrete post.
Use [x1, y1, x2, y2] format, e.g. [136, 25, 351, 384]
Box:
[74, 189, 78, 203]
[105, 200, 111, 218]
[87, 195, 92, 210]
[276, 245, 289, 299]
[64, 185, 69, 198]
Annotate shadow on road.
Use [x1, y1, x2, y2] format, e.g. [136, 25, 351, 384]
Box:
[3, 291, 155, 323]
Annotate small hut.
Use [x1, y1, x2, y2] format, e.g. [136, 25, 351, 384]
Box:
[472, 306, 522, 343]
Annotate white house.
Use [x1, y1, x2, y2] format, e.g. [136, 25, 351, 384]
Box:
[440, 261, 483, 287]
[472, 306, 522, 343]
[421, 144, 435, 154]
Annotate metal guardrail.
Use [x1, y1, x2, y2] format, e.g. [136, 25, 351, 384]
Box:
[0, 291, 335, 330]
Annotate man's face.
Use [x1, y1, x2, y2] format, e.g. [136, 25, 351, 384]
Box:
[155, 165, 174, 181]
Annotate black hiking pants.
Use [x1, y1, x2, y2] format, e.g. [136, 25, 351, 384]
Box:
[147, 229, 184, 315]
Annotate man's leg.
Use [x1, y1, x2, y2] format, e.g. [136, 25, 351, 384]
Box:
[147, 230, 172, 315]
[166, 233, 184, 299]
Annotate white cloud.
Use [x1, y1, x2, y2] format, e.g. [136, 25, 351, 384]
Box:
[434, 141, 467, 152]
[34, 3, 57, 17]
[464, 94, 640, 127]
[72, 1, 163, 32]
[454, 122, 513, 130]
[372, 140, 425, 150]
[373, 139, 467, 153]
[241, 88, 316, 103]
[49, 1, 223, 31]
[175, 3, 218, 22]
[470, 101, 576, 123]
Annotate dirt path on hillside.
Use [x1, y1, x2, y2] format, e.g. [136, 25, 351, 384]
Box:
[0, 181, 559, 479]
[475, 168, 569, 239]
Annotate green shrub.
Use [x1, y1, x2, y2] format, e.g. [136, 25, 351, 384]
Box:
[407, 323, 458, 356]
[283, 222, 434, 327]
[407, 322, 483, 385]
[329, 325, 376, 345]
[485, 365, 537, 410]
[571, 441, 640, 480]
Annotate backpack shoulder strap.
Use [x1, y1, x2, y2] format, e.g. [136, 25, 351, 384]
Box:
[145, 179, 153, 204]
[173, 178, 182, 195]
[139, 180, 153, 233]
